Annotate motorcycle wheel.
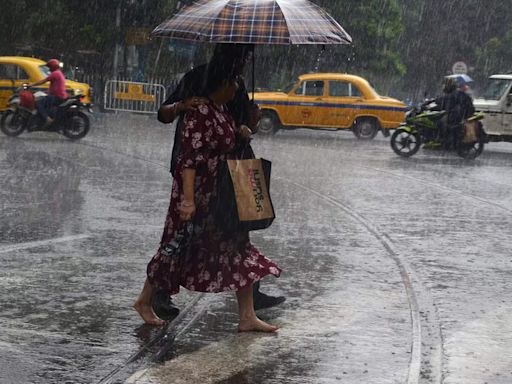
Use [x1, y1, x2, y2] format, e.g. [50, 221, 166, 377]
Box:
[62, 111, 90, 140]
[456, 137, 484, 159]
[390, 128, 421, 157]
[1, 110, 25, 137]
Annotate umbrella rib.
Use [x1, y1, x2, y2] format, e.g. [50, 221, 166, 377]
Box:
[249, 1, 258, 43]
[208, 0, 231, 41]
[229, 0, 239, 43]
[268, 1, 277, 44]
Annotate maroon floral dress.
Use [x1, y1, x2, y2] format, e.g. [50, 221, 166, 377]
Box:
[147, 101, 281, 294]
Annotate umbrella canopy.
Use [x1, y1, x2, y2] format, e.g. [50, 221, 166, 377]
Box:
[151, 0, 352, 45]
[446, 74, 474, 86]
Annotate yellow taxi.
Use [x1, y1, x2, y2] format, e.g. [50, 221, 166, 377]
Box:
[0, 57, 92, 112]
[254, 73, 407, 138]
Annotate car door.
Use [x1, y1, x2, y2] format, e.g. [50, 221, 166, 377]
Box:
[324, 80, 358, 128]
[284, 80, 325, 127]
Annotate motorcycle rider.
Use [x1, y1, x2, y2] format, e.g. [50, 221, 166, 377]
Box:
[27, 59, 68, 127]
[433, 77, 475, 148]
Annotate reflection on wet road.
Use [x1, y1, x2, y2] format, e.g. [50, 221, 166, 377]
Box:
[1, 115, 511, 384]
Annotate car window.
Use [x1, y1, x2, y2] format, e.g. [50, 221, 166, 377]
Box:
[294, 82, 304, 95]
[329, 81, 363, 97]
[480, 78, 512, 100]
[0, 64, 16, 79]
[329, 81, 350, 97]
[39, 65, 51, 78]
[283, 81, 297, 93]
[296, 81, 324, 96]
[351, 84, 362, 97]
[0, 64, 29, 80]
[16, 66, 29, 80]
[304, 81, 324, 96]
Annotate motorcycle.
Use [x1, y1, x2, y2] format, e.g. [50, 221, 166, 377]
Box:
[390, 99, 485, 159]
[1, 86, 91, 140]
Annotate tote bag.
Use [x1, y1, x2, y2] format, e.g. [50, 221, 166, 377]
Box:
[463, 121, 478, 143]
[215, 158, 275, 233]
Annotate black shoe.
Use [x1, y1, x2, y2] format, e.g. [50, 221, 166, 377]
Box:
[253, 291, 286, 310]
[152, 289, 180, 321]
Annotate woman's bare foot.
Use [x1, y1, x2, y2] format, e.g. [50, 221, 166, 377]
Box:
[133, 300, 165, 326]
[238, 317, 278, 333]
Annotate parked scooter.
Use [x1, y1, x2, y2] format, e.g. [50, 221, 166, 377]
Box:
[1, 86, 91, 140]
[390, 99, 485, 159]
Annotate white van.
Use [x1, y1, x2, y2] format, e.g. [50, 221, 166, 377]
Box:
[474, 74, 512, 142]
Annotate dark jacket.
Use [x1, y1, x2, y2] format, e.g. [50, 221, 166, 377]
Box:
[160, 64, 254, 176]
[435, 90, 475, 125]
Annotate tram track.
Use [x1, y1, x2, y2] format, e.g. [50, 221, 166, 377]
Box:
[280, 178, 443, 384]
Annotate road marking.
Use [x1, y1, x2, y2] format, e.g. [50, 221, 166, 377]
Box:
[0, 234, 91, 254]
[125, 369, 149, 384]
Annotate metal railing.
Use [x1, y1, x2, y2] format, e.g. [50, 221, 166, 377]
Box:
[104, 80, 167, 114]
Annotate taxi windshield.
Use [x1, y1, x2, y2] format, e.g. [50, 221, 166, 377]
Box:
[39, 65, 50, 77]
[283, 81, 297, 93]
[480, 78, 512, 100]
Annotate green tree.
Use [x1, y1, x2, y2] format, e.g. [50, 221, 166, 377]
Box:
[476, 30, 512, 77]
[329, 0, 405, 80]
[397, 0, 512, 97]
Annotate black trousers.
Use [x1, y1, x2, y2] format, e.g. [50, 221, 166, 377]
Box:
[253, 280, 260, 294]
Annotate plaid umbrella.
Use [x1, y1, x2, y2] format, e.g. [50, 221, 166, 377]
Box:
[151, 0, 352, 45]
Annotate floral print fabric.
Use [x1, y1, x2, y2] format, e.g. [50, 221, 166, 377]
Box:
[147, 101, 281, 294]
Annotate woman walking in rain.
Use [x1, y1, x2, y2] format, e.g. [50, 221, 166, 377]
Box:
[134, 62, 281, 332]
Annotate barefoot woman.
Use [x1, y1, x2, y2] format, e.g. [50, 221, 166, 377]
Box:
[134, 62, 281, 332]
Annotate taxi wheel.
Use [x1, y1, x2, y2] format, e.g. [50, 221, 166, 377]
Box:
[353, 118, 379, 140]
[258, 111, 280, 135]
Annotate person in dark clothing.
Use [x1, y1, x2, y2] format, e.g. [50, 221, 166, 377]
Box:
[152, 44, 285, 320]
[434, 77, 475, 148]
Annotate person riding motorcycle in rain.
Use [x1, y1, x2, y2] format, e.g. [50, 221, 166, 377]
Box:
[432, 77, 475, 148]
[27, 59, 68, 127]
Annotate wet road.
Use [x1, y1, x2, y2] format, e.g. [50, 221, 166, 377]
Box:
[1, 114, 511, 384]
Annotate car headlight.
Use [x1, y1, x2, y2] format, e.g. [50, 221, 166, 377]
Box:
[74, 89, 83, 95]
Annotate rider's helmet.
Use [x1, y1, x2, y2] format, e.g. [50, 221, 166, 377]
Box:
[442, 77, 457, 94]
[46, 59, 61, 72]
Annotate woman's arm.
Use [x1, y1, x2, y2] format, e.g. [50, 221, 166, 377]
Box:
[179, 168, 196, 221]
[158, 101, 186, 124]
[158, 98, 209, 124]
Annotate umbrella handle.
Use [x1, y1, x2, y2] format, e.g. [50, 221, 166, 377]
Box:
[252, 46, 255, 101]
